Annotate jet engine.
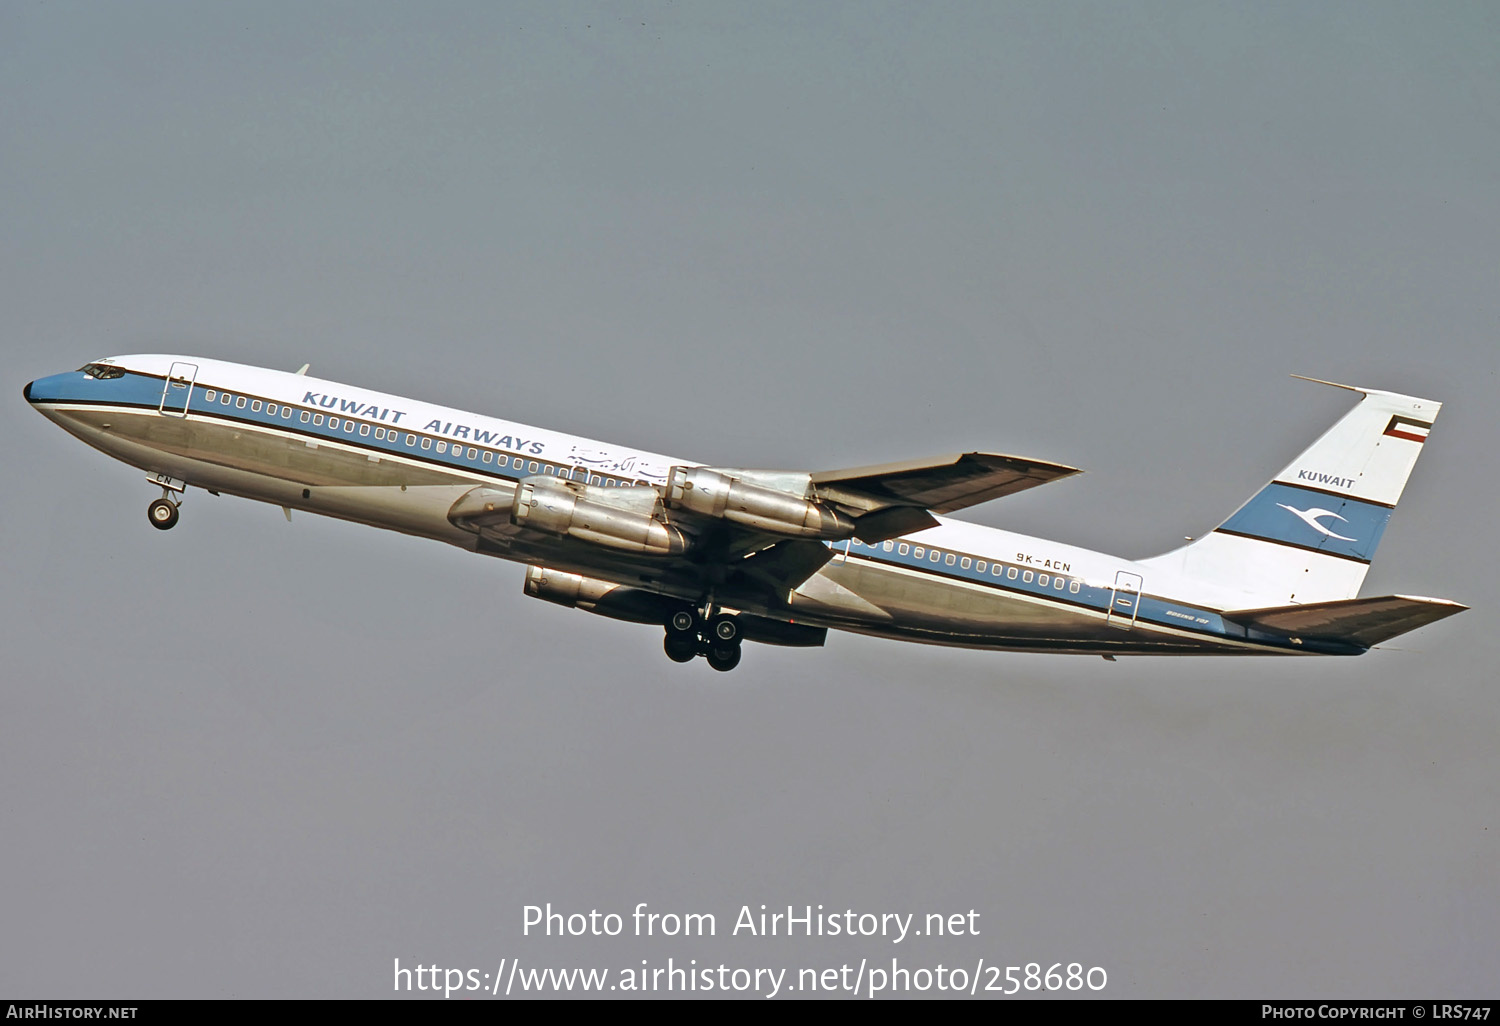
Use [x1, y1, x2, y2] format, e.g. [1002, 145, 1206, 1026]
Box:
[525, 566, 828, 647]
[665, 466, 855, 539]
[511, 475, 688, 556]
[523, 565, 683, 624]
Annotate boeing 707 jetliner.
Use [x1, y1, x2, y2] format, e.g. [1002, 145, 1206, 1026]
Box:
[24, 357, 1464, 671]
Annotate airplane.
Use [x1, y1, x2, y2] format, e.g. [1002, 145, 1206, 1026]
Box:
[24, 356, 1464, 671]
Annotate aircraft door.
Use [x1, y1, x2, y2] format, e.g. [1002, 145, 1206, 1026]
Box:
[1106, 570, 1143, 629]
[158, 361, 198, 418]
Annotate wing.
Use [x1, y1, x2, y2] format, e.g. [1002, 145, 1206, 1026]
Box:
[450, 450, 1081, 604]
[811, 451, 1080, 514]
[810, 452, 1080, 540]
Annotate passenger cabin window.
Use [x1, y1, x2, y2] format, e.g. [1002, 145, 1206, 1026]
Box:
[1023, 571, 1034, 583]
[204, 390, 216, 402]
[328, 417, 339, 429]
[468, 448, 477, 459]
[976, 560, 985, 572]
[282, 407, 291, 419]
[251, 400, 262, 412]
[436, 441, 447, 453]
[421, 438, 431, 449]
[79, 363, 125, 379]
[405, 434, 415, 445]
[1039, 574, 1050, 587]
[913, 547, 924, 558]
[236, 397, 246, 408]
[313, 414, 323, 425]
[1055, 578, 1066, 590]
[899, 544, 909, 555]
[528, 461, 538, 473]
[1070, 581, 1081, 594]
[266, 403, 277, 415]
[221, 393, 231, 405]
[884, 541, 894, 552]
[1007, 567, 1017, 579]
[961, 557, 972, 569]
[482, 451, 493, 463]
[360, 424, 370, 436]
[300, 411, 310, 422]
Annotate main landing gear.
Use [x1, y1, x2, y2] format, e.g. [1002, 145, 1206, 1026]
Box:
[663, 608, 743, 672]
[145, 473, 185, 530]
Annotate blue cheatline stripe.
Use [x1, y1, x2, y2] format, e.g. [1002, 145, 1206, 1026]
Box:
[1217, 481, 1393, 563]
[29, 370, 644, 488]
[842, 538, 1241, 644]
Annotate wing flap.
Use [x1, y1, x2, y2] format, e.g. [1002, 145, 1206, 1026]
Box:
[811, 452, 1080, 515]
[851, 505, 941, 543]
[736, 538, 836, 594]
[1224, 594, 1467, 648]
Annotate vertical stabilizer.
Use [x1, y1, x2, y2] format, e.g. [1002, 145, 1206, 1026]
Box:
[1138, 381, 1441, 608]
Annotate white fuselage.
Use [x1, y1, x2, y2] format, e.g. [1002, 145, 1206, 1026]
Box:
[25, 354, 1335, 657]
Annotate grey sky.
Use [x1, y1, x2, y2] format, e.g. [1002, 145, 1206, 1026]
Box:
[2, 1, 1496, 998]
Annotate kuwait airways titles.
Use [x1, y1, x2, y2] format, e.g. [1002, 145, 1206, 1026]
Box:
[521, 903, 980, 943]
[299, 390, 549, 455]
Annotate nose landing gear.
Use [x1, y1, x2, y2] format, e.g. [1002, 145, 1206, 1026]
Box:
[148, 497, 180, 530]
[663, 608, 743, 671]
[145, 472, 186, 530]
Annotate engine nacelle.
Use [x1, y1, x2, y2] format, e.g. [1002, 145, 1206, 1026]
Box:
[524, 566, 684, 624]
[665, 466, 855, 539]
[511, 475, 688, 556]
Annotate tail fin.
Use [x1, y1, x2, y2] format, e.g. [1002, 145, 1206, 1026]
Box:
[1138, 379, 1442, 608]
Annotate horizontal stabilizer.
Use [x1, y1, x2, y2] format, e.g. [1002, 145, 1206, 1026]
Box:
[811, 452, 1079, 515]
[1224, 595, 1467, 648]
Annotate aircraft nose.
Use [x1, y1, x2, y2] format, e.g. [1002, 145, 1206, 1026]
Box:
[23, 379, 33, 402]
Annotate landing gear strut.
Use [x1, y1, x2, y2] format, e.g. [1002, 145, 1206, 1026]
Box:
[663, 608, 743, 671]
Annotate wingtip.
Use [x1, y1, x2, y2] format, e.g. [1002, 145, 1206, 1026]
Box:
[965, 452, 1083, 477]
[1392, 595, 1469, 612]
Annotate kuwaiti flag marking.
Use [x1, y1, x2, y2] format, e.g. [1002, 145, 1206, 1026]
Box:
[1383, 415, 1432, 443]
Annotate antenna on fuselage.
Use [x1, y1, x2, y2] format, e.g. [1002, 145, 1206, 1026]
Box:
[295, 363, 310, 375]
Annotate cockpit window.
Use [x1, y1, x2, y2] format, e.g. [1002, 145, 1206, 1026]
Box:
[79, 362, 125, 380]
